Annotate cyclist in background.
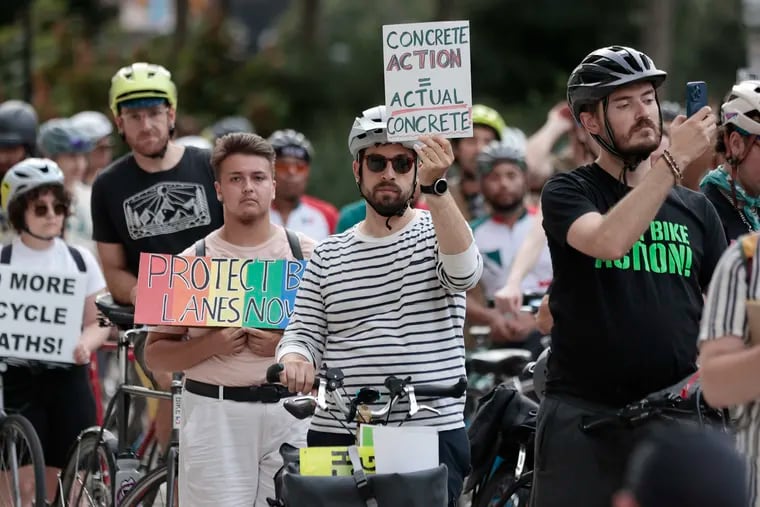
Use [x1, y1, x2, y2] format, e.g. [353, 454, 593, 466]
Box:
[203, 115, 255, 143]
[91, 61, 224, 452]
[0, 158, 108, 503]
[449, 103, 507, 221]
[70, 110, 114, 186]
[268, 129, 338, 240]
[700, 80, 760, 241]
[37, 118, 96, 254]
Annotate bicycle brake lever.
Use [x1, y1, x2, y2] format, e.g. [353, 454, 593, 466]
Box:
[316, 379, 328, 410]
[416, 404, 441, 416]
[407, 386, 420, 416]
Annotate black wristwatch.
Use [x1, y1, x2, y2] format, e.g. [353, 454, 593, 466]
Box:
[420, 178, 448, 196]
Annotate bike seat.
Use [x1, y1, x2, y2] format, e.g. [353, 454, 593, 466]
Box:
[95, 293, 135, 329]
[467, 349, 532, 377]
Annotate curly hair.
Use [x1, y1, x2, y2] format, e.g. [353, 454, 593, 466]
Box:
[7, 184, 71, 233]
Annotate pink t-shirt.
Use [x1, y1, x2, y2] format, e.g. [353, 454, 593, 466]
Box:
[151, 225, 315, 386]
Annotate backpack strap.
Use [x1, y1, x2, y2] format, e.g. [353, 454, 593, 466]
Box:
[1, 243, 86, 272]
[285, 228, 303, 260]
[66, 245, 87, 273]
[0, 244, 10, 265]
[195, 238, 206, 257]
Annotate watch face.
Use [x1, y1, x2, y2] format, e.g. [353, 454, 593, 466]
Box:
[434, 179, 448, 195]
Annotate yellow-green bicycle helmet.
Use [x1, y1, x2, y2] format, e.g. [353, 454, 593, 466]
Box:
[109, 62, 178, 116]
[471, 104, 506, 140]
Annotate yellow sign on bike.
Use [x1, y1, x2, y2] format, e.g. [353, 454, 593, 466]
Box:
[299, 447, 376, 476]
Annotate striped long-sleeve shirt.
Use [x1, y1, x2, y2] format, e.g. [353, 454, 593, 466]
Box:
[699, 232, 760, 506]
[277, 210, 483, 433]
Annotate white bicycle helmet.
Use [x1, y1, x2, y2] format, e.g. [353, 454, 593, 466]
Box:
[175, 135, 212, 150]
[721, 80, 760, 136]
[1, 157, 65, 212]
[70, 111, 113, 143]
[347, 105, 416, 158]
[477, 128, 528, 174]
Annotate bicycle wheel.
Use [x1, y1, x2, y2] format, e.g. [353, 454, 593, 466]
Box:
[55, 431, 116, 507]
[119, 465, 178, 507]
[0, 414, 46, 506]
[473, 464, 531, 507]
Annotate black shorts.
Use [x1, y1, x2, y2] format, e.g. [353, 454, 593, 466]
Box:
[4, 364, 96, 468]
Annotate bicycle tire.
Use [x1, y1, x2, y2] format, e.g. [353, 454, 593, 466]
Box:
[119, 465, 177, 507]
[0, 414, 47, 507]
[55, 431, 116, 507]
[473, 463, 530, 507]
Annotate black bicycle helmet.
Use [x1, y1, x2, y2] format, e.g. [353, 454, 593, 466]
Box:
[660, 100, 685, 123]
[268, 129, 313, 162]
[0, 100, 38, 153]
[568, 46, 666, 169]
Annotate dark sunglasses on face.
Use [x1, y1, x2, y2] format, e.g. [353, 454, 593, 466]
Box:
[32, 202, 67, 217]
[365, 154, 415, 174]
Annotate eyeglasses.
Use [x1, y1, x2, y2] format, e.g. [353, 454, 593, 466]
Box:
[365, 154, 415, 174]
[121, 107, 169, 125]
[275, 159, 309, 174]
[32, 202, 67, 217]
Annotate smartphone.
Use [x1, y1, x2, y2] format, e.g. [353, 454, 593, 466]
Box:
[686, 81, 708, 117]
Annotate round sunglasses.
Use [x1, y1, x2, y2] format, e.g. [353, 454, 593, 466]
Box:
[31, 202, 67, 217]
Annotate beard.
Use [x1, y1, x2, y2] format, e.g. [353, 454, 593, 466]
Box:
[127, 130, 170, 158]
[363, 181, 414, 216]
[485, 192, 524, 214]
[614, 118, 662, 160]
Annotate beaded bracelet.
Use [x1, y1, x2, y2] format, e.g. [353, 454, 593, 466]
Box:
[661, 149, 682, 184]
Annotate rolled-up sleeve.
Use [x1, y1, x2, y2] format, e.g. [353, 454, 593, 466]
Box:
[435, 239, 483, 292]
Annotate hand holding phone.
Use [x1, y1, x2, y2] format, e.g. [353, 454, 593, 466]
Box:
[686, 81, 708, 117]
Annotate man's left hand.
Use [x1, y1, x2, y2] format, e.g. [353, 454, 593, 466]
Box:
[415, 135, 455, 185]
[505, 312, 537, 341]
[246, 328, 283, 357]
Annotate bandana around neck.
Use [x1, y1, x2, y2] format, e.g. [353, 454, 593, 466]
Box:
[700, 165, 760, 230]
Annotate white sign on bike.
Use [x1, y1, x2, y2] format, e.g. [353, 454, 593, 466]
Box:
[0, 265, 85, 364]
[365, 425, 439, 474]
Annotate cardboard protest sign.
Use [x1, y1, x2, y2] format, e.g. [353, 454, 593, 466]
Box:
[383, 20, 472, 141]
[0, 266, 86, 364]
[134, 253, 308, 329]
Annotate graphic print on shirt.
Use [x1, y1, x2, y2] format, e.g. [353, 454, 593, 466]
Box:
[123, 182, 211, 240]
[595, 219, 693, 276]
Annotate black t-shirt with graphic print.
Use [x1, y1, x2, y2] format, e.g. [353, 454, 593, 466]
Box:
[91, 146, 224, 277]
[541, 163, 727, 407]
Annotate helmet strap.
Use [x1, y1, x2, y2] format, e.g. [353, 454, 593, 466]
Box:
[22, 225, 59, 242]
[356, 157, 417, 230]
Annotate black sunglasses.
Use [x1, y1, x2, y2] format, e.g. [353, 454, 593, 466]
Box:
[365, 154, 415, 174]
[32, 202, 67, 217]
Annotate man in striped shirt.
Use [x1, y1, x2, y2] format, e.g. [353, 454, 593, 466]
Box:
[699, 232, 760, 506]
[275, 105, 483, 506]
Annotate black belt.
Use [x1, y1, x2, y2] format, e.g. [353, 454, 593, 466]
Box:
[184, 378, 295, 403]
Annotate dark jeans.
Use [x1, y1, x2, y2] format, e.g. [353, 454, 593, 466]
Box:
[308, 427, 470, 507]
[530, 394, 677, 507]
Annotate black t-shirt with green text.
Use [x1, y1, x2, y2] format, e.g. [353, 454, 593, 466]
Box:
[541, 163, 727, 407]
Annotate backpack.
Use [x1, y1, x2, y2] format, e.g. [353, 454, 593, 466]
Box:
[193, 228, 304, 260]
[0, 243, 86, 272]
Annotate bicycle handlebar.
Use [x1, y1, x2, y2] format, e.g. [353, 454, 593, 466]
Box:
[413, 377, 468, 398]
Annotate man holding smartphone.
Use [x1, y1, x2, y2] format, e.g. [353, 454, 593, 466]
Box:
[532, 45, 726, 507]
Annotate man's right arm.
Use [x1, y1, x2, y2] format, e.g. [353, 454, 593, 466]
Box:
[545, 108, 715, 260]
[97, 242, 137, 305]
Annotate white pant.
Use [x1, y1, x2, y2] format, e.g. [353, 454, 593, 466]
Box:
[179, 390, 309, 507]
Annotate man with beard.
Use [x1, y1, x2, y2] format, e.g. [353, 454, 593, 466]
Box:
[144, 133, 314, 507]
[466, 133, 553, 356]
[268, 129, 338, 240]
[275, 105, 483, 507]
[531, 46, 726, 507]
[90, 62, 223, 452]
[92, 62, 223, 304]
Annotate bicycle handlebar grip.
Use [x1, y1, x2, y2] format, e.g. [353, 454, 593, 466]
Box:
[414, 376, 468, 398]
[266, 363, 284, 383]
